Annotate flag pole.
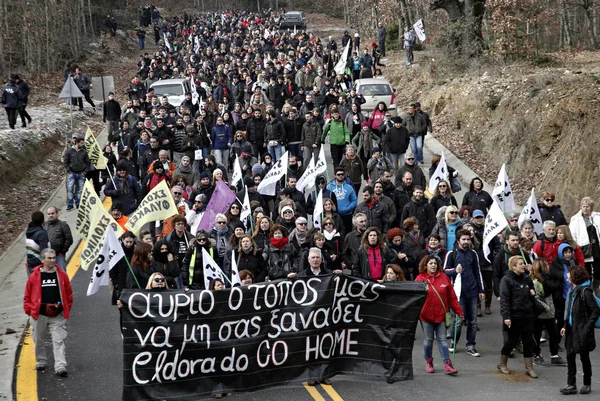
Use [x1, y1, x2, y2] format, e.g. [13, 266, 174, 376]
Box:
[123, 255, 142, 290]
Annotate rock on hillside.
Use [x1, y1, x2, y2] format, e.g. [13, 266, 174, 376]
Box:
[386, 51, 600, 217]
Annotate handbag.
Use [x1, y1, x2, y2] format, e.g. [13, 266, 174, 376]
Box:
[268, 140, 279, 147]
[427, 279, 452, 326]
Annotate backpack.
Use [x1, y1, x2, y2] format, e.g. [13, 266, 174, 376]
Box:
[585, 288, 600, 328]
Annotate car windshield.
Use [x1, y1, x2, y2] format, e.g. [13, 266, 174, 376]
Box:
[358, 84, 392, 96]
[151, 84, 183, 97]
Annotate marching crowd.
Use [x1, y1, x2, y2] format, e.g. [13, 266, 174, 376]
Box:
[18, 7, 600, 395]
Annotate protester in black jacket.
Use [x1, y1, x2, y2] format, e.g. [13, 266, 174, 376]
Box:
[1, 75, 20, 129]
[182, 230, 217, 290]
[103, 92, 122, 143]
[14, 74, 31, 127]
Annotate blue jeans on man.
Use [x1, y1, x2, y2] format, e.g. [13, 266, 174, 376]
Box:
[410, 136, 424, 164]
[450, 294, 479, 350]
[67, 173, 85, 208]
[268, 142, 283, 161]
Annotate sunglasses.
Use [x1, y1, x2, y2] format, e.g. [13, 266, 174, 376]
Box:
[173, 192, 182, 195]
[406, 158, 414, 161]
[510, 219, 519, 222]
[336, 173, 345, 176]
[231, 206, 240, 209]
[153, 277, 166, 283]
[449, 211, 458, 215]
[297, 222, 307, 226]
[324, 222, 333, 226]
[438, 185, 447, 188]
[198, 238, 207, 242]
[545, 198, 554, 202]
[217, 221, 227, 224]
[195, 200, 203, 203]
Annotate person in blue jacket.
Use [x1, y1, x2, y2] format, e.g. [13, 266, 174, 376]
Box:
[444, 229, 485, 357]
[210, 116, 233, 169]
[326, 166, 357, 236]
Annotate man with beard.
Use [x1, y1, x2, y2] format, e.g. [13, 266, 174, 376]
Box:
[354, 185, 390, 232]
[375, 170, 395, 199]
[246, 108, 267, 160]
[401, 186, 436, 237]
[342, 213, 367, 272]
[373, 181, 396, 227]
[532, 220, 560, 265]
[395, 150, 426, 188]
[190, 171, 214, 204]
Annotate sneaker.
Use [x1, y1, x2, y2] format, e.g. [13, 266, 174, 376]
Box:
[533, 355, 546, 366]
[466, 348, 481, 357]
[560, 385, 577, 395]
[540, 337, 547, 344]
[444, 360, 458, 375]
[35, 364, 46, 371]
[56, 368, 68, 377]
[448, 341, 455, 353]
[66, 205, 74, 211]
[580, 385, 591, 394]
[425, 358, 434, 373]
[320, 379, 332, 385]
[551, 356, 567, 366]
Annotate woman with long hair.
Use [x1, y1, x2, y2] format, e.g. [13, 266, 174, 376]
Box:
[556, 225, 585, 267]
[431, 206, 465, 251]
[430, 180, 457, 214]
[252, 216, 273, 254]
[381, 264, 407, 283]
[127, 243, 154, 289]
[322, 197, 345, 235]
[225, 234, 267, 282]
[145, 272, 167, 290]
[402, 217, 426, 257]
[322, 217, 343, 271]
[415, 256, 463, 375]
[353, 227, 398, 281]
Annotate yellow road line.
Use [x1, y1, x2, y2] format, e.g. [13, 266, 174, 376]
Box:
[321, 383, 344, 401]
[15, 196, 112, 400]
[303, 382, 327, 401]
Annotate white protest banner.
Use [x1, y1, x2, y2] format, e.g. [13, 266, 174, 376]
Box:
[296, 156, 315, 192]
[313, 189, 323, 229]
[483, 201, 509, 262]
[428, 151, 449, 194]
[492, 163, 515, 213]
[80, 211, 124, 271]
[454, 273, 462, 299]
[240, 186, 251, 223]
[413, 19, 426, 42]
[84, 126, 108, 170]
[314, 146, 327, 176]
[164, 32, 172, 51]
[76, 179, 104, 238]
[518, 188, 543, 234]
[87, 228, 124, 296]
[257, 151, 288, 196]
[230, 250, 242, 287]
[202, 248, 225, 290]
[231, 154, 243, 187]
[125, 180, 178, 235]
[334, 41, 351, 75]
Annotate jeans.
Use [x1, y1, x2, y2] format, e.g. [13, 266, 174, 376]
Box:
[303, 146, 319, 167]
[267, 143, 283, 162]
[67, 173, 85, 207]
[421, 321, 451, 362]
[138, 37, 145, 49]
[410, 136, 424, 164]
[213, 149, 229, 168]
[287, 142, 303, 164]
[55, 254, 67, 272]
[451, 294, 478, 348]
[390, 153, 404, 173]
[567, 351, 591, 386]
[31, 314, 68, 372]
[405, 46, 414, 65]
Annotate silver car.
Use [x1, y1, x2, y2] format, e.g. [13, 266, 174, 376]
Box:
[353, 78, 397, 117]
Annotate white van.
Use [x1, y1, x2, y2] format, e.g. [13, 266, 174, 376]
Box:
[150, 78, 199, 107]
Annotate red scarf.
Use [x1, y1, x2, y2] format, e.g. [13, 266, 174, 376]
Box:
[367, 245, 383, 279]
[270, 237, 289, 250]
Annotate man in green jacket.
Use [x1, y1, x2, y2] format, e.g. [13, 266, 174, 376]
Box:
[321, 109, 350, 168]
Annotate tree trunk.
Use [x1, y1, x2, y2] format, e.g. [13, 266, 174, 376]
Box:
[430, 0, 463, 22]
[561, 1, 573, 52]
[582, 5, 598, 48]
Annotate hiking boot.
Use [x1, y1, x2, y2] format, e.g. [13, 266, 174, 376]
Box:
[425, 358, 434, 373]
[497, 354, 510, 374]
[580, 385, 591, 394]
[524, 357, 538, 379]
[551, 356, 567, 366]
[560, 385, 577, 395]
[533, 355, 546, 366]
[466, 348, 481, 357]
[444, 360, 458, 375]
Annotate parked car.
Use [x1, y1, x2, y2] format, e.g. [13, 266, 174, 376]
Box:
[150, 78, 199, 108]
[353, 78, 397, 117]
[279, 11, 306, 31]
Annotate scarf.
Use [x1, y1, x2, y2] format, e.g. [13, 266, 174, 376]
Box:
[292, 229, 307, 245]
[361, 131, 372, 158]
[270, 237, 289, 250]
[323, 230, 337, 241]
[178, 159, 192, 174]
[367, 244, 383, 279]
[564, 280, 590, 326]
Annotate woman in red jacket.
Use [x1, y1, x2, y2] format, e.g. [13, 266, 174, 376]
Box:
[415, 255, 463, 375]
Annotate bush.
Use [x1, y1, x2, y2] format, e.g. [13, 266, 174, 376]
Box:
[486, 93, 501, 110]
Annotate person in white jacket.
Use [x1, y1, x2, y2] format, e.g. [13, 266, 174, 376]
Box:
[569, 196, 600, 296]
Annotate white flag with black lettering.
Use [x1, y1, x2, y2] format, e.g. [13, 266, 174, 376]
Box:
[313, 188, 323, 229]
[483, 201, 509, 262]
[202, 248, 225, 290]
[428, 151, 449, 194]
[230, 250, 242, 287]
[518, 188, 543, 234]
[163, 33, 172, 51]
[296, 156, 315, 192]
[314, 146, 327, 176]
[231, 154, 243, 187]
[334, 41, 351, 75]
[257, 151, 288, 196]
[413, 19, 426, 42]
[492, 163, 515, 213]
[240, 186, 251, 223]
[87, 228, 124, 296]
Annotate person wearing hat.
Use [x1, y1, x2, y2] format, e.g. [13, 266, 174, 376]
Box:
[384, 116, 410, 172]
[104, 160, 142, 216]
[182, 230, 217, 290]
[110, 203, 130, 232]
[366, 147, 393, 182]
[2, 73, 21, 129]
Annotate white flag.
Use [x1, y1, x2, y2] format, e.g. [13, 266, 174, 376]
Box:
[492, 164, 515, 213]
[453, 273, 462, 298]
[202, 248, 225, 290]
[334, 41, 351, 75]
[518, 188, 543, 234]
[314, 146, 327, 176]
[264, 53, 270, 69]
[230, 250, 242, 287]
[483, 201, 509, 262]
[194, 36, 200, 53]
[163, 33, 172, 51]
[296, 156, 315, 192]
[263, 29, 270, 40]
[231, 154, 243, 187]
[428, 151, 450, 194]
[413, 19, 426, 42]
[313, 188, 324, 229]
[87, 228, 124, 296]
[240, 186, 251, 223]
[257, 151, 289, 196]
